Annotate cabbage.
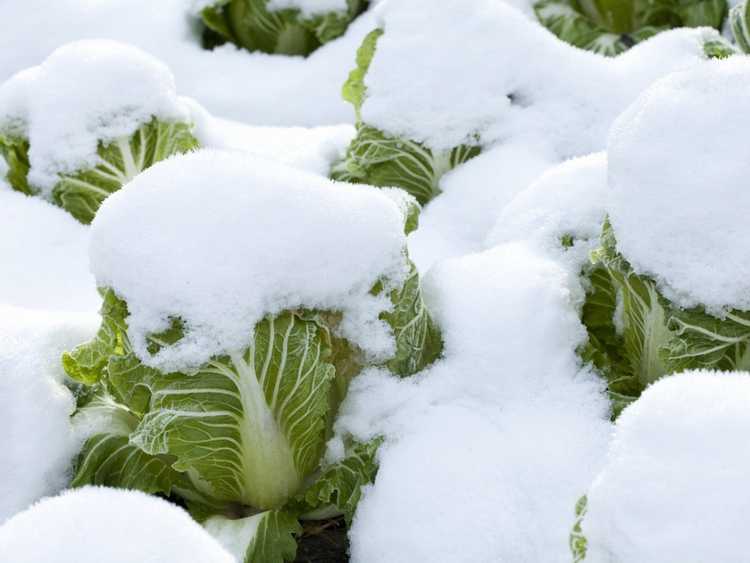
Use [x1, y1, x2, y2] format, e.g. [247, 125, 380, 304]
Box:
[1, 120, 198, 224]
[62, 151, 441, 562]
[330, 29, 481, 205]
[534, 0, 729, 55]
[201, 0, 366, 56]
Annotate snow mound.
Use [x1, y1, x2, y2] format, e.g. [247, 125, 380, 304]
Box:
[0, 40, 190, 194]
[487, 152, 608, 273]
[364, 0, 718, 152]
[0, 0, 376, 126]
[407, 142, 554, 273]
[0, 306, 98, 522]
[337, 242, 611, 562]
[187, 99, 354, 176]
[0, 188, 98, 313]
[583, 371, 750, 563]
[90, 149, 409, 372]
[0, 486, 235, 563]
[608, 58, 750, 311]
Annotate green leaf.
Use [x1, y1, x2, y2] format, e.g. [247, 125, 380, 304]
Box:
[342, 28, 383, 118]
[52, 119, 198, 224]
[534, 0, 728, 55]
[382, 263, 443, 377]
[594, 221, 672, 399]
[293, 439, 381, 524]
[71, 392, 226, 516]
[204, 510, 301, 563]
[331, 124, 480, 205]
[534, 0, 633, 56]
[664, 307, 750, 373]
[0, 135, 34, 195]
[570, 495, 588, 562]
[62, 289, 130, 385]
[731, 0, 750, 53]
[201, 0, 365, 56]
[123, 311, 336, 510]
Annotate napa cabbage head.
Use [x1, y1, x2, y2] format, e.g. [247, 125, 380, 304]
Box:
[330, 29, 481, 205]
[201, 0, 367, 56]
[579, 219, 750, 416]
[534, 0, 729, 56]
[63, 206, 440, 561]
[0, 119, 198, 224]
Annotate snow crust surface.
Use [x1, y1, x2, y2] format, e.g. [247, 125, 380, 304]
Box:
[0, 487, 235, 563]
[364, 0, 718, 152]
[267, 0, 349, 16]
[0, 306, 98, 523]
[337, 242, 611, 562]
[583, 372, 750, 563]
[0, 40, 190, 194]
[90, 149, 409, 372]
[608, 58, 750, 311]
[0, 188, 98, 313]
[187, 99, 354, 176]
[487, 152, 609, 272]
[0, 0, 375, 125]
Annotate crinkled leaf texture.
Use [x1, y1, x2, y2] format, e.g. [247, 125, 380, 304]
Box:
[201, 0, 366, 56]
[580, 219, 750, 416]
[331, 27, 481, 205]
[204, 510, 301, 563]
[293, 438, 381, 524]
[534, 0, 728, 56]
[65, 248, 439, 560]
[1, 118, 198, 224]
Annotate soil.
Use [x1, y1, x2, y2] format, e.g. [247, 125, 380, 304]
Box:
[295, 517, 349, 562]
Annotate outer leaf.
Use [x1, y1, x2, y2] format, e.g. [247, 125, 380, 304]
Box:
[535, 0, 727, 55]
[202, 0, 365, 56]
[594, 222, 671, 398]
[62, 289, 129, 385]
[579, 265, 625, 375]
[0, 135, 33, 194]
[675, 0, 727, 28]
[382, 263, 443, 376]
[331, 125, 480, 205]
[293, 439, 381, 524]
[52, 119, 198, 224]
[71, 392, 225, 516]
[731, 0, 750, 53]
[664, 307, 750, 373]
[125, 311, 336, 510]
[570, 495, 588, 562]
[204, 510, 301, 563]
[342, 28, 383, 118]
[534, 0, 635, 56]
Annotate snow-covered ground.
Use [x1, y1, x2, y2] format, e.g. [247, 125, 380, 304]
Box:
[2, 0, 749, 561]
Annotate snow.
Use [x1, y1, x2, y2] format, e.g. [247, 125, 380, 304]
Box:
[487, 152, 609, 273]
[0, 486, 235, 563]
[337, 242, 611, 562]
[90, 149, 410, 372]
[0, 40, 190, 195]
[267, 0, 349, 16]
[0, 0, 375, 126]
[583, 371, 750, 563]
[0, 306, 98, 523]
[408, 143, 554, 273]
[0, 188, 98, 313]
[364, 0, 719, 152]
[608, 58, 750, 312]
[187, 99, 354, 176]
